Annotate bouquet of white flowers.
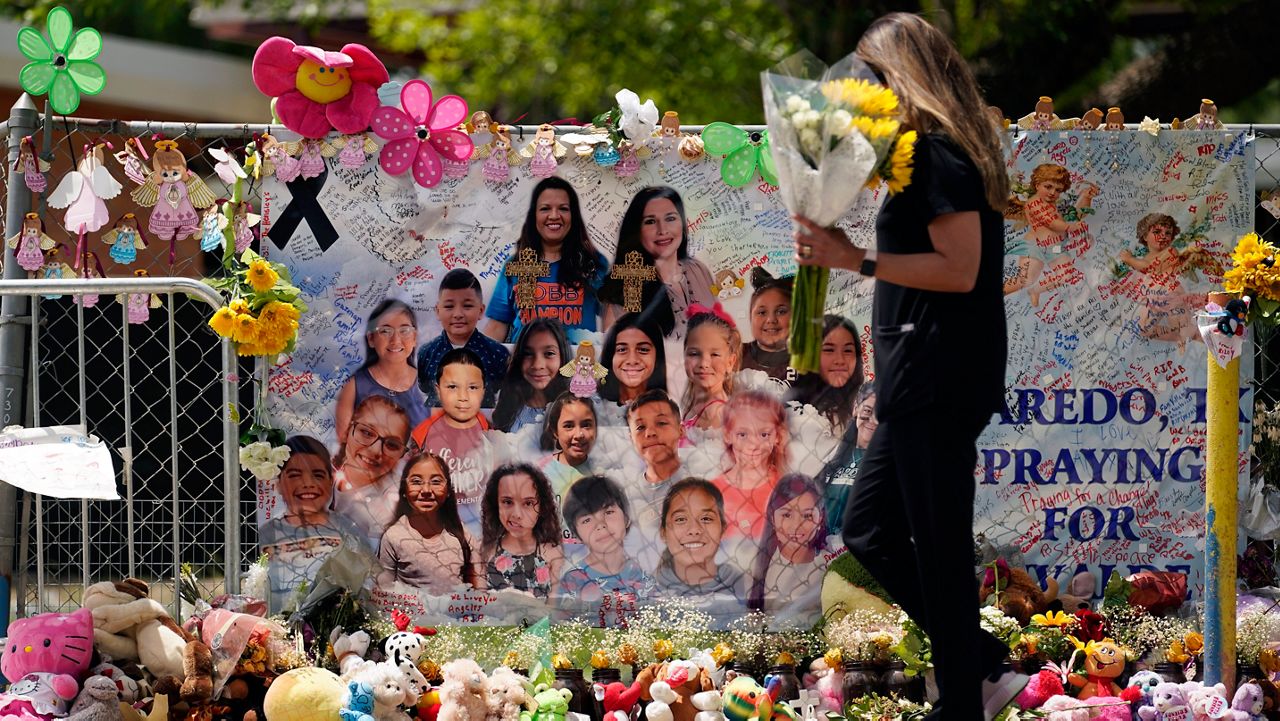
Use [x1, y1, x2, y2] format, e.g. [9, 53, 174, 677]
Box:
[762, 50, 916, 374]
[239, 440, 290, 482]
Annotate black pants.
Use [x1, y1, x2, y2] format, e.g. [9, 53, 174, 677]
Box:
[842, 408, 1008, 718]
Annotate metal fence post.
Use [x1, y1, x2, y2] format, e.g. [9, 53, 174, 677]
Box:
[0, 94, 38, 634]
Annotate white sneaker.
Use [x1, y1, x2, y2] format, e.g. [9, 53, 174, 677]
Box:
[982, 669, 1029, 721]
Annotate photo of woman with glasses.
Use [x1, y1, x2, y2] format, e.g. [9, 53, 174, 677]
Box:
[334, 395, 412, 549]
[334, 299, 429, 439]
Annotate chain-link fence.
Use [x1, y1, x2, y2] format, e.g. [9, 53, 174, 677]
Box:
[0, 107, 264, 616]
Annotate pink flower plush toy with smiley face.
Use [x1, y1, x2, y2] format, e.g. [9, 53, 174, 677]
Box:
[252, 37, 389, 139]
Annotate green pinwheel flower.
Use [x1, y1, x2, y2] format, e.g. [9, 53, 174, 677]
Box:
[17, 7, 106, 115]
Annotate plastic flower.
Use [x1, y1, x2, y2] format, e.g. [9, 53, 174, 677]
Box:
[17, 7, 106, 115]
[246, 258, 279, 292]
[701, 122, 778, 187]
[616, 88, 658, 145]
[251, 37, 389, 139]
[371, 80, 473, 189]
[1031, 610, 1073, 628]
[208, 306, 236, 337]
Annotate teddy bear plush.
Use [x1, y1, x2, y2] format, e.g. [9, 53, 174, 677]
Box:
[439, 659, 490, 721]
[979, 562, 1060, 626]
[1186, 682, 1230, 720]
[1137, 681, 1189, 721]
[65, 675, 124, 721]
[1233, 682, 1266, 721]
[487, 667, 531, 721]
[637, 661, 715, 721]
[800, 659, 841, 714]
[262, 667, 348, 721]
[341, 680, 377, 721]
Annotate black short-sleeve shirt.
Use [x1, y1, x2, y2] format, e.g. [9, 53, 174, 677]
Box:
[871, 133, 1007, 420]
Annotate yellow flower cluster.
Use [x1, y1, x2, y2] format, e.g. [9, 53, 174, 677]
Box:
[822, 78, 899, 118]
[246, 258, 280, 293]
[885, 130, 917, 194]
[848, 115, 900, 143]
[208, 298, 301, 357]
[1224, 232, 1280, 300]
[1165, 631, 1204, 663]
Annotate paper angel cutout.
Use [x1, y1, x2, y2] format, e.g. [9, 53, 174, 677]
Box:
[559, 341, 608, 398]
[200, 202, 230, 252]
[131, 140, 217, 262]
[6, 212, 57, 274]
[371, 79, 473, 189]
[48, 142, 122, 234]
[332, 133, 378, 170]
[1261, 191, 1280, 221]
[73, 250, 106, 309]
[117, 271, 163, 325]
[615, 140, 650, 178]
[616, 88, 659, 147]
[701, 122, 778, 187]
[1184, 99, 1224, 130]
[233, 202, 262, 253]
[1103, 107, 1125, 130]
[209, 146, 247, 186]
[259, 134, 302, 183]
[114, 136, 149, 185]
[480, 127, 521, 183]
[251, 37, 389, 139]
[13, 136, 50, 194]
[101, 212, 147, 265]
[1078, 108, 1103, 130]
[1016, 96, 1066, 131]
[521, 124, 567, 178]
[40, 245, 75, 299]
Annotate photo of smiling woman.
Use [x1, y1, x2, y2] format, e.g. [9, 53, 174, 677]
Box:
[483, 177, 609, 343]
[334, 299, 429, 438]
[261, 435, 361, 612]
[333, 395, 411, 549]
[600, 186, 717, 341]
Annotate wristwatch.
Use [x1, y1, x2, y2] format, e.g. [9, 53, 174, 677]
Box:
[859, 247, 878, 277]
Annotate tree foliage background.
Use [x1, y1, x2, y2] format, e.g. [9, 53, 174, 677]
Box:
[4, 0, 1277, 123]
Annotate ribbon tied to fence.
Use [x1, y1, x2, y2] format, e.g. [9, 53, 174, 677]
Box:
[266, 167, 339, 252]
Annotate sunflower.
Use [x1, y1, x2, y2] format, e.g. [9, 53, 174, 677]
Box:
[208, 306, 236, 338]
[884, 130, 917, 194]
[1030, 610, 1073, 628]
[231, 312, 259, 345]
[821, 78, 899, 118]
[246, 258, 280, 292]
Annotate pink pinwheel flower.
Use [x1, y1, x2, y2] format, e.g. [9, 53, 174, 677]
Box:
[371, 80, 473, 189]
[251, 37, 389, 139]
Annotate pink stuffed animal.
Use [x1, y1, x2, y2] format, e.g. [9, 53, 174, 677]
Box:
[1017, 670, 1065, 709]
[1231, 682, 1265, 721]
[1038, 695, 1093, 721]
[801, 659, 841, 714]
[0, 672, 80, 719]
[2, 608, 95, 680]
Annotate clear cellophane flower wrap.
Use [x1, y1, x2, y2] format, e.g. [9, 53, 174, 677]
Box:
[762, 50, 915, 374]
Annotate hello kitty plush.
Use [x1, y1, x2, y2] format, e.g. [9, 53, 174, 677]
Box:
[0, 672, 81, 719]
[1, 607, 95, 680]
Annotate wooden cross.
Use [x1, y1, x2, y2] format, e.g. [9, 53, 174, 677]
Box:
[609, 250, 657, 312]
[505, 247, 550, 310]
[789, 689, 820, 721]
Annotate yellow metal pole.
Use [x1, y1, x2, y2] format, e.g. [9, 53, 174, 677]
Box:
[1204, 291, 1239, 689]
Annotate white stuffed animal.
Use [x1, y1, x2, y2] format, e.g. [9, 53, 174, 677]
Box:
[350, 661, 415, 721]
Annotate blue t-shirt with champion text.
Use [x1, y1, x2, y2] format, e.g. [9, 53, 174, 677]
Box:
[485, 251, 609, 343]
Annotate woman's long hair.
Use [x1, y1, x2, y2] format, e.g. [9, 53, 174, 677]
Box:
[491, 318, 571, 432]
[748, 474, 826, 611]
[786, 315, 864, 430]
[479, 463, 563, 556]
[514, 176, 599, 291]
[599, 311, 668, 403]
[360, 299, 418, 371]
[598, 186, 691, 336]
[395, 451, 473, 585]
[856, 12, 1009, 209]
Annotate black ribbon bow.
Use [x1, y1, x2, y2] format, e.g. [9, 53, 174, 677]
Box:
[267, 167, 339, 252]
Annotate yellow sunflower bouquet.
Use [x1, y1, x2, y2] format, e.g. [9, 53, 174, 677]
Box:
[1224, 232, 1280, 325]
[205, 248, 306, 357]
[762, 50, 916, 374]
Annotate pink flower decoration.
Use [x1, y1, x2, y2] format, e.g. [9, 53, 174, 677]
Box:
[371, 80, 473, 189]
[251, 36, 389, 139]
[493, 553, 514, 573]
[534, 565, 550, 584]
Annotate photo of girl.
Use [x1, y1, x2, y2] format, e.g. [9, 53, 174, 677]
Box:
[598, 312, 667, 425]
[747, 474, 834, 620]
[1003, 163, 1098, 306]
[538, 393, 598, 499]
[334, 299, 429, 437]
[600, 186, 717, 340]
[654, 478, 743, 600]
[559, 475, 653, 604]
[492, 319, 572, 433]
[479, 463, 565, 599]
[483, 177, 609, 343]
[713, 390, 789, 538]
[682, 305, 742, 433]
[786, 315, 864, 436]
[333, 395, 411, 549]
[1117, 212, 1207, 352]
[261, 436, 361, 612]
[818, 383, 877, 536]
[377, 451, 482, 593]
[738, 268, 794, 383]
[410, 347, 491, 530]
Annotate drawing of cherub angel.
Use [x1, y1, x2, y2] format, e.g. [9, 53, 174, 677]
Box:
[101, 212, 148, 265]
[1116, 213, 1219, 352]
[14, 136, 50, 193]
[6, 212, 57, 275]
[559, 341, 608, 398]
[131, 140, 217, 244]
[1003, 163, 1098, 305]
[116, 270, 163, 325]
[521, 123, 568, 178]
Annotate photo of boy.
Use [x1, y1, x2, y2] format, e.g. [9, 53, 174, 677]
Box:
[418, 269, 511, 408]
[559, 475, 653, 604]
[411, 347, 492, 532]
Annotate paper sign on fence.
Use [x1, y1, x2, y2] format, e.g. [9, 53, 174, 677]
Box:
[0, 426, 118, 499]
